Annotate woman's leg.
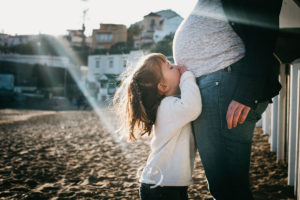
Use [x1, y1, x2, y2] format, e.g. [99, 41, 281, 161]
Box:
[192, 67, 268, 200]
[218, 68, 269, 200]
[192, 71, 227, 199]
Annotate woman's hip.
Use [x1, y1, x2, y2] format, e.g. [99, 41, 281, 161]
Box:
[193, 66, 268, 142]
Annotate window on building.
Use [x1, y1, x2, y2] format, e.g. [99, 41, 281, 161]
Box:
[96, 34, 113, 42]
[96, 60, 100, 68]
[109, 58, 113, 68]
[150, 19, 156, 29]
[101, 81, 107, 88]
[123, 59, 127, 68]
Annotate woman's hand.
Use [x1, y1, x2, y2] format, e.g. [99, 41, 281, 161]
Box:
[226, 100, 251, 129]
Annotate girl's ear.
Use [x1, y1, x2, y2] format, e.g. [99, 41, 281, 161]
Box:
[157, 82, 167, 95]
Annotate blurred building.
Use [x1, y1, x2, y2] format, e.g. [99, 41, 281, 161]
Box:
[134, 9, 183, 48]
[0, 34, 37, 47]
[87, 53, 127, 101]
[91, 24, 127, 50]
[134, 12, 162, 48]
[66, 30, 84, 48]
[0, 54, 70, 68]
[0, 54, 72, 96]
[87, 50, 143, 101]
[65, 30, 92, 48]
[0, 34, 9, 46]
[153, 10, 183, 43]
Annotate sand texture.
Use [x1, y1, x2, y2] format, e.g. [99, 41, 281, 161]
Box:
[0, 109, 295, 199]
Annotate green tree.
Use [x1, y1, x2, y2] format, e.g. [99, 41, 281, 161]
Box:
[127, 23, 141, 49]
[109, 42, 130, 54]
[151, 33, 174, 56]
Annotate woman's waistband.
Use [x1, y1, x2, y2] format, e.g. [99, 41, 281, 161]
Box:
[196, 59, 244, 81]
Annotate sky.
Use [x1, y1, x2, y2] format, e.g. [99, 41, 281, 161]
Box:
[0, 0, 197, 36]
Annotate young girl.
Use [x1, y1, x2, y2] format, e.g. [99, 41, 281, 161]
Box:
[113, 53, 202, 200]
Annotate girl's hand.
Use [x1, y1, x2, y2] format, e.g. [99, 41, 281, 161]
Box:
[178, 65, 187, 75]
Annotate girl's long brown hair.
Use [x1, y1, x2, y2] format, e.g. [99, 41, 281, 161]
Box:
[113, 53, 166, 141]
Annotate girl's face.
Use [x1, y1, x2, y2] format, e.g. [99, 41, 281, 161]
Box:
[160, 60, 181, 96]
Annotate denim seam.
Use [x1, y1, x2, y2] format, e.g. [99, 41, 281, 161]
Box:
[219, 72, 223, 130]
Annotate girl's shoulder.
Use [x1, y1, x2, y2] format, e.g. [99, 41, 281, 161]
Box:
[161, 94, 181, 104]
[156, 96, 178, 123]
[158, 95, 181, 111]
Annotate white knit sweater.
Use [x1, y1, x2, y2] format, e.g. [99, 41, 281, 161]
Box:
[139, 71, 202, 186]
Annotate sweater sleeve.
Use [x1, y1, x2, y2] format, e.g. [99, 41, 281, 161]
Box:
[160, 71, 202, 127]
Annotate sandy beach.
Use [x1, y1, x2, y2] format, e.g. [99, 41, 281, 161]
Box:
[0, 108, 295, 199]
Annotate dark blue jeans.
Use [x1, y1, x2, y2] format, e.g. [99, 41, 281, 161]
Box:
[139, 183, 188, 200]
[192, 64, 269, 200]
